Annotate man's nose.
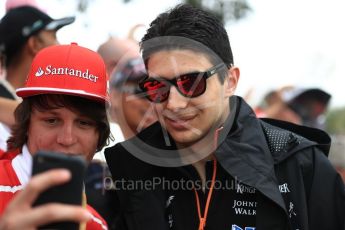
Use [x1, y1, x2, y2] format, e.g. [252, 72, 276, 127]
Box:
[165, 86, 189, 112]
[57, 123, 77, 146]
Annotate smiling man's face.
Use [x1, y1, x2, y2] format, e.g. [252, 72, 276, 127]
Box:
[146, 49, 237, 148]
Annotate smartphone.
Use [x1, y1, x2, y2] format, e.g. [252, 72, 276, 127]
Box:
[32, 151, 87, 230]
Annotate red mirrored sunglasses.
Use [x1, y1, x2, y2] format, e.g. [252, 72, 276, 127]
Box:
[139, 63, 226, 103]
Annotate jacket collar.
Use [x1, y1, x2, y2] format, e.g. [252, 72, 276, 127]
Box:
[215, 96, 287, 211]
[213, 96, 330, 212]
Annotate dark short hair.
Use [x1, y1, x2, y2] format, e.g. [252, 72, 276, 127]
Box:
[7, 94, 110, 152]
[140, 4, 233, 82]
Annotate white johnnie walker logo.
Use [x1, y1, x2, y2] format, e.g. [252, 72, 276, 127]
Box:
[232, 200, 257, 216]
[35, 67, 44, 77]
[34, 65, 99, 83]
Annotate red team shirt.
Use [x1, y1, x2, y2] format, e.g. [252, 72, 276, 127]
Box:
[0, 146, 108, 230]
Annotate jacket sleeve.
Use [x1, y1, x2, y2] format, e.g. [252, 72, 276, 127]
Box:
[308, 148, 345, 230]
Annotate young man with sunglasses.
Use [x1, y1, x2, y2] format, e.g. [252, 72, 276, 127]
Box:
[105, 4, 345, 230]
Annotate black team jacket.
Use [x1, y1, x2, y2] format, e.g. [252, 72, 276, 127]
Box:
[105, 96, 345, 230]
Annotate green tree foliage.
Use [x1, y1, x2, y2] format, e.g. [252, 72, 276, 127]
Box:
[72, 0, 251, 23]
[326, 107, 345, 134]
[184, 0, 251, 23]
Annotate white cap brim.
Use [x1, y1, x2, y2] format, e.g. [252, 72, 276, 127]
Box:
[45, 16, 75, 31]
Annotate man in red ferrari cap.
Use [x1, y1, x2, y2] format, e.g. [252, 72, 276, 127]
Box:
[0, 43, 110, 229]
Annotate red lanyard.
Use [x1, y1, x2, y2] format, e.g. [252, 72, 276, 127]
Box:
[193, 157, 217, 230]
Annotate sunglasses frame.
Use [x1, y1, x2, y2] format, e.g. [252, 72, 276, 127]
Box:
[139, 63, 226, 103]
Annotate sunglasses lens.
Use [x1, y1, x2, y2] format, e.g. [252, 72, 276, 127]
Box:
[177, 73, 206, 97]
[141, 79, 169, 102]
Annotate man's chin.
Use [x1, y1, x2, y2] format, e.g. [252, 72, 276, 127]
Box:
[169, 130, 200, 147]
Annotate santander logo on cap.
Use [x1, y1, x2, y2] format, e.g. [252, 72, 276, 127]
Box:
[35, 67, 44, 77]
[34, 65, 99, 83]
[17, 43, 108, 103]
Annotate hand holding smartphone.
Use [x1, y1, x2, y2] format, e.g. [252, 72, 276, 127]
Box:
[32, 151, 87, 230]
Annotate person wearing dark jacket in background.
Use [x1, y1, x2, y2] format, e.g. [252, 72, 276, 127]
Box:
[0, 6, 75, 152]
[105, 4, 345, 230]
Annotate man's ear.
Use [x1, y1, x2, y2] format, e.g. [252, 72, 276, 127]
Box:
[26, 35, 42, 56]
[109, 89, 121, 110]
[109, 89, 127, 121]
[224, 66, 240, 97]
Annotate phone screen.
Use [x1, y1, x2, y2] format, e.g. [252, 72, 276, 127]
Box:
[32, 151, 87, 230]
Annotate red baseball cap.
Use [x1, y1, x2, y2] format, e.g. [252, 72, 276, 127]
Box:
[16, 43, 108, 104]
